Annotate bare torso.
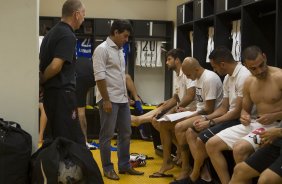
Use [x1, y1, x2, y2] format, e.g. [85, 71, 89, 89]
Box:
[249, 67, 282, 115]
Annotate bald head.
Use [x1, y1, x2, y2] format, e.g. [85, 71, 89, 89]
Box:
[182, 57, 202, 80]
[183, 57, 200, 69]
[62, 0, 84, 18]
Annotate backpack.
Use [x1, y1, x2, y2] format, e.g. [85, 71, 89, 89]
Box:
[0, 118, 32, 184]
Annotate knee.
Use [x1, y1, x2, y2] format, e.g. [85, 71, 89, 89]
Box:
[206, 137, 216, 153]
[77, 108, 86, 117]
[257, 171, 277, 184]
[233, 142, 253, 159]
[232, 162, 247, 178]
[121, 129, 132, 139]
[258, 174, 269, 184]
[175, 123, 184, 134]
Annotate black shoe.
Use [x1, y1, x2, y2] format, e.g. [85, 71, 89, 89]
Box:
[119, 167, 144, 175]
[104, 170, 120, 180]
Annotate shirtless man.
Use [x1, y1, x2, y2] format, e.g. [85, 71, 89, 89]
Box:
[206, 46, 282, 184]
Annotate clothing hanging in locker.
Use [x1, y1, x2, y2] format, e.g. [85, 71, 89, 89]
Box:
[135, 40, 162, 67]
[189, 31, 194, 57]
[206, 27, 214, 63]
[231, 20, 241, 61]
[76, 38, 93, 58]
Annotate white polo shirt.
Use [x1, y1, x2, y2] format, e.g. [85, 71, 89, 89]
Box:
[93, 37, 128, 103]
[223, 62, 250, 111]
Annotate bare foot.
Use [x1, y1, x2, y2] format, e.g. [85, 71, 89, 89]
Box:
[159, 161, 175, 173]
[175, 170, 190, 180]
[190, 171, 200, 182]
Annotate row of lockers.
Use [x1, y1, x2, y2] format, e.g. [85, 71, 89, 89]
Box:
[40, 17, 173, 39]
[177, 0, 265, 25]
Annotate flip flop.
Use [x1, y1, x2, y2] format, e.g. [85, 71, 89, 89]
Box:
[149, 172, 174, 178]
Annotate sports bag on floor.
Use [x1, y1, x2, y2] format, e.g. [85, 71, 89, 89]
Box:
[31, 137, 104, 184]
[0, 118, 32, 184]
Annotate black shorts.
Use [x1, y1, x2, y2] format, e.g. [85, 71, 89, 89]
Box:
[43, 89, 84, 144]
[198, 119, 240, 143]
[75, 57, 95, 107]
[245, 140, 282, 177]
[76, 75, 95, 107]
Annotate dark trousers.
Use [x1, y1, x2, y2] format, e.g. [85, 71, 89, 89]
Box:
[43, 89, 84, 145]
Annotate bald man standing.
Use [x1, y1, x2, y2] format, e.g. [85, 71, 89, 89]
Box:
[171, 57, 223, 184]
[39, 0, 86, 144]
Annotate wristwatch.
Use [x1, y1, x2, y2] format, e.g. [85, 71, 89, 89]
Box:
[209, 119, 215, 127]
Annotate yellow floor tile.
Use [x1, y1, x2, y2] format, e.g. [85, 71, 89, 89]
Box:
[91, 139, 181, 184]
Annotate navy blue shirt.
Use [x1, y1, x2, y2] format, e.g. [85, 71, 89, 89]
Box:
[40, 22, 77, 91]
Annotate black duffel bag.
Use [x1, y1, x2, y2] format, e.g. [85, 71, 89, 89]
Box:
[0, 118, 32, 184]
[31, 137, 104, 184]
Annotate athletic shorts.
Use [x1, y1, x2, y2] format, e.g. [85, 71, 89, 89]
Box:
[75, 57, 95, 107]
[76, 75, 95, 107]
[245, 140, 282, 177]
[217, 120, 281, 150]
[198, 119, 240, 143]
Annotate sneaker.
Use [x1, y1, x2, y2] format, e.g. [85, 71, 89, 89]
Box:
[90, 141, 117, 151]
[90, 141, 99, 148]
[86, 142, 97, 150]
[157, 145, 163, 151]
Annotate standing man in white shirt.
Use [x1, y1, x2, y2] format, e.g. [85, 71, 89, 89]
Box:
[93, 20, 144, 181]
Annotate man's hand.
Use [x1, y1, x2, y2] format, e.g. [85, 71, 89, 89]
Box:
[176, 107, 186, 112]
[193, 120, 209, 132]
[153, 110, 164, 119]
[103, 100, 112, 113]
[257, 113, 277, 125]
[259, 128, 281, 145]
[240, 114, 251, 126]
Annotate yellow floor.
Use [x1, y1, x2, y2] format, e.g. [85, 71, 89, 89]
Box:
[90, 139, 181, 184]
